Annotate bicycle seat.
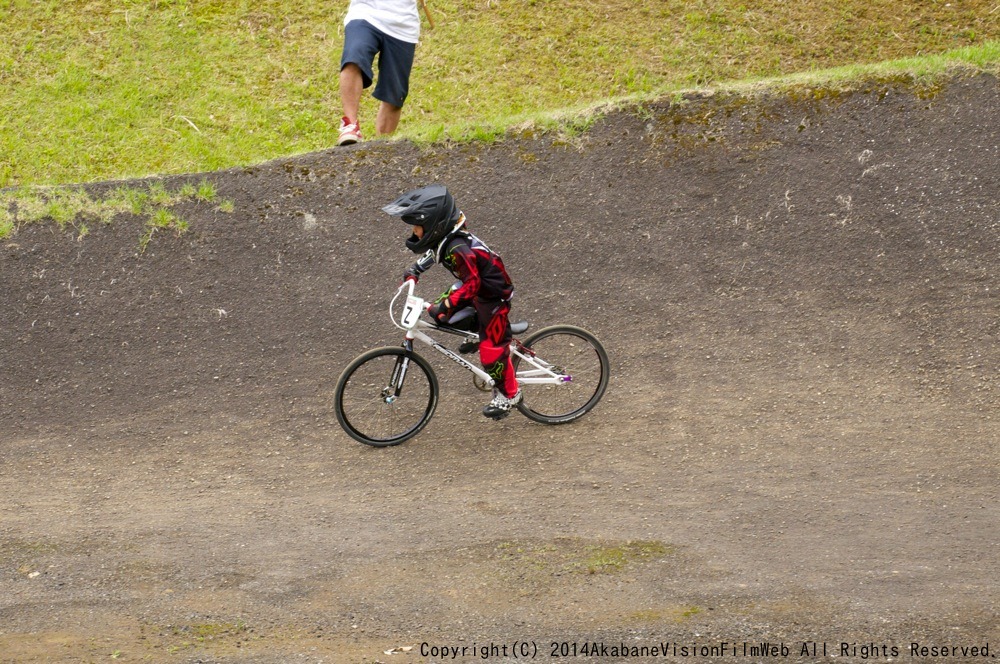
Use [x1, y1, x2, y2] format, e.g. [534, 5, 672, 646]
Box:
[511, 321, 529, 335]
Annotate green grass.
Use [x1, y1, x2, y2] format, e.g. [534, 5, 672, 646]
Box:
[495, 538, 674, 576]
[576, 540, 672, 575]
[0, 178, 232, 247]
[1, 0, 998, 188]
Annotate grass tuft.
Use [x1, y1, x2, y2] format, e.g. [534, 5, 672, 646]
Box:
[140, 207, 189, 253]
[494, 538, 674, 576]
[0, 213, 13, 240]
[0, 179, 232, 250]
[196, 179, 217, 203]
[577, 541, 672, 575]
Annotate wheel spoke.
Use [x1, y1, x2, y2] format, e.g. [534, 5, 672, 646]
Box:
[513, 327, 609, 424]
[335, 349, 438, 446]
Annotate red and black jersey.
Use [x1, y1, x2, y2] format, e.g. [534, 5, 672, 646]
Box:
[439, 232, 514, 308]
[404, 218, 514, 307]
[403, 223, 519, 398]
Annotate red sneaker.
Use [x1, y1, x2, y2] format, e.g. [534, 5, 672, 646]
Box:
[337, 117, 363, 146]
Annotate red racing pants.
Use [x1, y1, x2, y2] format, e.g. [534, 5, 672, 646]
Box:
[474, 298, 518, 398]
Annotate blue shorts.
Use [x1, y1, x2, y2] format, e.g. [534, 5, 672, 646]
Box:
[341, 19, 416, 108]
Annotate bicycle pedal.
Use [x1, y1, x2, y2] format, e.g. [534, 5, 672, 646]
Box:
[484, 410, 510, 421]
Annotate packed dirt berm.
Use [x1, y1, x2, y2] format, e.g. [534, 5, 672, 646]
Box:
[0, 73, 997, 662]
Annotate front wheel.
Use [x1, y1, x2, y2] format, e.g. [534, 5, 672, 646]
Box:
[513, 325, 610, 424]
[334, 347, 439, 446]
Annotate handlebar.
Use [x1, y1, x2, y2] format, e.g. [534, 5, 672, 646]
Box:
[390, 280, 430, 331]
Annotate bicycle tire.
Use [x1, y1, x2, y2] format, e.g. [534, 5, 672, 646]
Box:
[513, 325, 610, 424]
[335, 347, 439, 446]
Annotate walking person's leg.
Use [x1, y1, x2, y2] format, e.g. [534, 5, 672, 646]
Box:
[376, 102, 403, 136]
[371, 32, 415, 137]
[339, 64, 364, 128]
[337, 20, 379, 145]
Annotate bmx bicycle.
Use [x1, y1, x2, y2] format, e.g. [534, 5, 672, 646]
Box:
[334, 280, 610, 446]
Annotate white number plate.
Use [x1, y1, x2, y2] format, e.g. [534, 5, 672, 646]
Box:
[400, 294, 425, 329]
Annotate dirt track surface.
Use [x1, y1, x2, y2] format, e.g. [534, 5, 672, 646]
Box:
[1, 74, 998, 663]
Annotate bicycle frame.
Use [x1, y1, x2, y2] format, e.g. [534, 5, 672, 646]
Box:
[390, 281, 571, 388]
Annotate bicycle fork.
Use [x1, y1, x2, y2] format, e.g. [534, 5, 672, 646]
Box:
[385, 340, 415, 403]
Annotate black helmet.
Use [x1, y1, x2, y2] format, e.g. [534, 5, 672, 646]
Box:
[383, 184, 462, 254]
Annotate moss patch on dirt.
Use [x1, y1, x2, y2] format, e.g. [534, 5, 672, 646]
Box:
[494, 538, 675, 576]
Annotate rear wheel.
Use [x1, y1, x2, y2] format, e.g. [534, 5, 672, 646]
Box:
[513, 325, 609, 424]
[334, 347, 438, 446]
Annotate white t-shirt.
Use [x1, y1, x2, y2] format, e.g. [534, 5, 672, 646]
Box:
[345, 0, 420, 44]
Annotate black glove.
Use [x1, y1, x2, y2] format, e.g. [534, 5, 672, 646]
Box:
[402, 266, 420, 284]
[428, 299, 451, 323]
